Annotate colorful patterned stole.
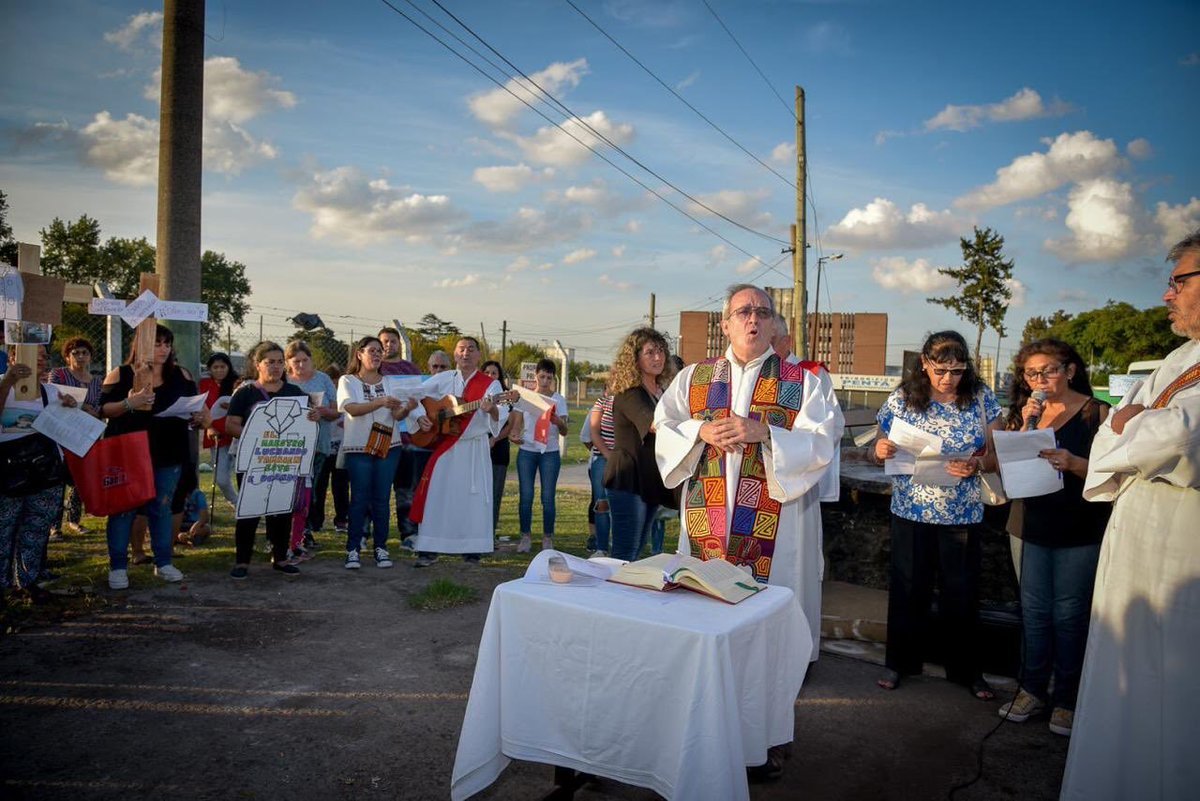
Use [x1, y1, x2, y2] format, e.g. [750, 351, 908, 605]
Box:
[684, 353, 809, 583]
[1150, 361, 1200, 409]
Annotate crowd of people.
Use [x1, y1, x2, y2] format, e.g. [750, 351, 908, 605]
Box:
[1, 230, 1198, 798]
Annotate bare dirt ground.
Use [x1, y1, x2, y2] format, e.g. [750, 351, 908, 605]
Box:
[0, 554, 1067, 801]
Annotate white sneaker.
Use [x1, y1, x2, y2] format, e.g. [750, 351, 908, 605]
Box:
[345, 550, 361, 570]
[375, 547, 393, 569]
[588, 550, 608, 559]
[998, 690, 1046, 722]
[108, 569, 129, 590]
[156, 564, 183, 582]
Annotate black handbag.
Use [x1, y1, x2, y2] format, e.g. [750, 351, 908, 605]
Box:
[0, 432, 66, 496]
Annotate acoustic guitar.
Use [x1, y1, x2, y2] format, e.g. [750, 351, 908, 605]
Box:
[410, 390, 518, 449]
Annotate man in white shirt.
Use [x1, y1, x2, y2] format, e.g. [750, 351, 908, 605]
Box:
[409, 337, 506, 566]
[1061, 229, 1200, 800]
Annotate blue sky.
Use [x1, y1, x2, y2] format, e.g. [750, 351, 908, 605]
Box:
[2, 0, 1198, 366]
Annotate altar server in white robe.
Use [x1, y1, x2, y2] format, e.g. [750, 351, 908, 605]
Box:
[1061, 230, 1200, 801]
[409, 337, 507, 565]
[655, 284, 844, 659]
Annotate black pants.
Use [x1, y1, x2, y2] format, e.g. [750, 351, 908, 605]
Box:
[310, 452, 335, 531]
[885, 516, 983, 686]
[233, 473, 290, 564]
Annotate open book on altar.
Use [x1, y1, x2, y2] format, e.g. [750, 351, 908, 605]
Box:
[608, 553, 763, 604]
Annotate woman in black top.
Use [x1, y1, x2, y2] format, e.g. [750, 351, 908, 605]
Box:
[99, 325, 208, 590]
[225, 341, 317, 580]
[604, 327, 677, 561]
[482, 360, 516, 540]
[998, 339, 1111, 736]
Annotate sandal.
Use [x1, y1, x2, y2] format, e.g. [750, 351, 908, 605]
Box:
[877, 669, 901, 690]
[970, 677, 996, 701]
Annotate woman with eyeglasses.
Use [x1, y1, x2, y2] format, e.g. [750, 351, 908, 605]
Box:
[996, 339, 1111, 736]
[604, 327, 677, 561]
[872, 330, 1001, 700]
[47, 337, 102, 538]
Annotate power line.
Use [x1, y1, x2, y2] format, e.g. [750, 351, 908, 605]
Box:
[562, 0, 797, 193]
[413, 0, 788, 247]
[374, 0, 787, 272]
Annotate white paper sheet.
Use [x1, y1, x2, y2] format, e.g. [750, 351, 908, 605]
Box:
[512, 384, 553, 417]
[120, 289, 159, 328]
[912, 450, 973, 486]
[152, 299, 208, 322]
[993, 429, 1064, 498]
[31, 402, 106, 457]
[50, 384, 88, 404]
[88, 298, 127, 316]
[154, 392, 209, 419]
[209, 394, 232, 421]
[1, 266, 23, 321]
[383, 375, 423, 402]
[883, 417, 941, 476]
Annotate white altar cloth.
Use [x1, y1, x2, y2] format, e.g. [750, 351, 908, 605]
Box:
[450, 579, 809, 800]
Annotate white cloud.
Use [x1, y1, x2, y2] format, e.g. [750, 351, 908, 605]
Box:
[1044, 178, 1146, 263]
[507, 110, 635, 168]
[472, 163, 553, 193]
[625, 219, 642, 234]
[611, 245, 626, 258]
[79, 111, 159, 186]
[454, 205, 592, 253]
[506, 256, 553, 273]
[562, 248, 597, 265]
[547, 180, 635, 217]
[104, 11, 162, 51]
[825, 197, 963, 250]
[598, 273, 633, 291]
[770, 142, 795, 163]
[1005, 277, 1027, 307]
[707, 244, 729, 266]
[955, 131, 1123, 210]
[435, 274, 480, 288]
[687, 188, 773, 228]
[734, 257, 760, 275]
[802, 21, 852, 56]
[1154, 197, 1200, 248]
[1126, 138, 1153, 160]
[675, 70, 700, 91]
[144, 57, 296, 124]
[292, 166, 465, 246]
[924, 88, 1073, 133]
[874, 129, 903, 146]
[1056, 288, 1094, 304]
[870, 257, 954, 294]
[468, 59, 588, 129]
[1014, 205, 1059, 221]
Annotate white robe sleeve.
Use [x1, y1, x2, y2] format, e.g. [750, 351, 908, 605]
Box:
[1084, 393, 1200, 500]
[460, 379, 506, 439]
[654, 365, 708, 489]
[763, 366, 843, 503]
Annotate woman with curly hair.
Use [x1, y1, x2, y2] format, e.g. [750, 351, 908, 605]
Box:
[604, 327, 677, 561]
[997, 339, 1110, 736]
[47, 336, 102, 538]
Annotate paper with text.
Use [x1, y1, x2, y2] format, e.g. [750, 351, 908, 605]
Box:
[993, 429, 1064, 498]
[154, 393, 209, 419]
[31, 402, 106, 457]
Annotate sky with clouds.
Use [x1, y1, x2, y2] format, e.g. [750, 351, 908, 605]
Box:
[2, 0, 1197, 366]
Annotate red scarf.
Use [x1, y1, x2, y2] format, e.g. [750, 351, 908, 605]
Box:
[409, 370, 493, 523]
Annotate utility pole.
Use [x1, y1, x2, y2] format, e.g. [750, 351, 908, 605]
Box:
[501, 320, 508, 367]
[156, 0, 205, 377]
[649, 293, 656, 329]
[259, 315, 263, 342]
[791, 86, 807, 360]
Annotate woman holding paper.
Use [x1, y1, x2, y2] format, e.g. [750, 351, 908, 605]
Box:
[99, 325, 208, 590]
[47, 336, 102, 538]
[873, 330, 1001, 699]
[285, 340, 338, 553]
[997, 339, 1110, 735]
[336, 336, 422, 570]
[200, 352, 238, 506]
[481, 360, 517, 541]
[225, 341, 317, 579]
[510, 358, 569, 553]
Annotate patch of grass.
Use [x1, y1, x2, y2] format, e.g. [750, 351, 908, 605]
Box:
[407, 578, 478, 610]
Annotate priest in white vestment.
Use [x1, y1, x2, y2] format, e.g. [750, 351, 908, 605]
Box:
[1061, 231, 1200, 801]
[410, 337, 506, 564]
[654, 285, 844, 661]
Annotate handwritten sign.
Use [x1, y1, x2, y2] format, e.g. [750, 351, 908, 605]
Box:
[234, 397, 316, 519]
[91, 295, 209, 323]
[120, 289, 159, 328]
[89, 298, 128, 315]
[153, 299, 208, 322]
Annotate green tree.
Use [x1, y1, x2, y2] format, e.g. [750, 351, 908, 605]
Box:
[502, 340, 547, 382]
[200, 250, 251, 348]
[0, 189, 18, 265]
[40, 214, 104, 283]
[286, 327, 349, 372]
[416, 313, 460, 340]
[1021, 309, 1073, 345]
[928, 226, 1015, 360]
[100, 236, 156, 297]
[1016, 302, 1178, 383]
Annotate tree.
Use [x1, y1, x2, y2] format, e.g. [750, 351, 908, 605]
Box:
[100, 236, 156, 297]
[928, 226, 1014, 360]
[416, 313, 460, 340]
[287, 327, 349, 371]
[502, 340, 547, 382]
[1021, 309, 1073, 345]
[200, 250, 251, 348]
[0, 189, 17, 265]
[40, 215, 104, 283]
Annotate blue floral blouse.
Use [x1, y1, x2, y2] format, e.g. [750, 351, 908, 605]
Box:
[876, 387, 1002, 525]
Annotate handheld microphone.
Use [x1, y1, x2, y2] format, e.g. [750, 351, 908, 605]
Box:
[1024, 390, 1047, 430]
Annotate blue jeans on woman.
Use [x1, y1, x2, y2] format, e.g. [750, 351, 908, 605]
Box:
[491, 462, 508, 534]
[106, 464, 182, 570]
[607, 487, 658, 562]
[588, 455, 610, 553]
[517, 449, 562, 536]
[1019, 540, 1101, 710]
[344, 448, 402, 552]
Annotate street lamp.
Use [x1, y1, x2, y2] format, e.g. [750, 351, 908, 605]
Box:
[812, 253, 843, 361]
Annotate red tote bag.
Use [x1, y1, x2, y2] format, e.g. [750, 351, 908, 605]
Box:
[65, 431, 156, 517]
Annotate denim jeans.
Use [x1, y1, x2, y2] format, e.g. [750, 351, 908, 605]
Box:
[213, 445, 238, 505]
[516, 449, 562, 536]
[344, 448, 402, 552]
[588, 456, 610, 552]
[607, 487, 658, 562]
[491, 462, 508, 533]
[1019, 540, 1101, 709]
[106, 464, 183, 570]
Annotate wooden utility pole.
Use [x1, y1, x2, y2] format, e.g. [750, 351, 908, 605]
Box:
[792, 86, 807, 360]
[649, 293, 656, 329]
[156, 0, 205, 377]
[501, 320, 508, 367]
